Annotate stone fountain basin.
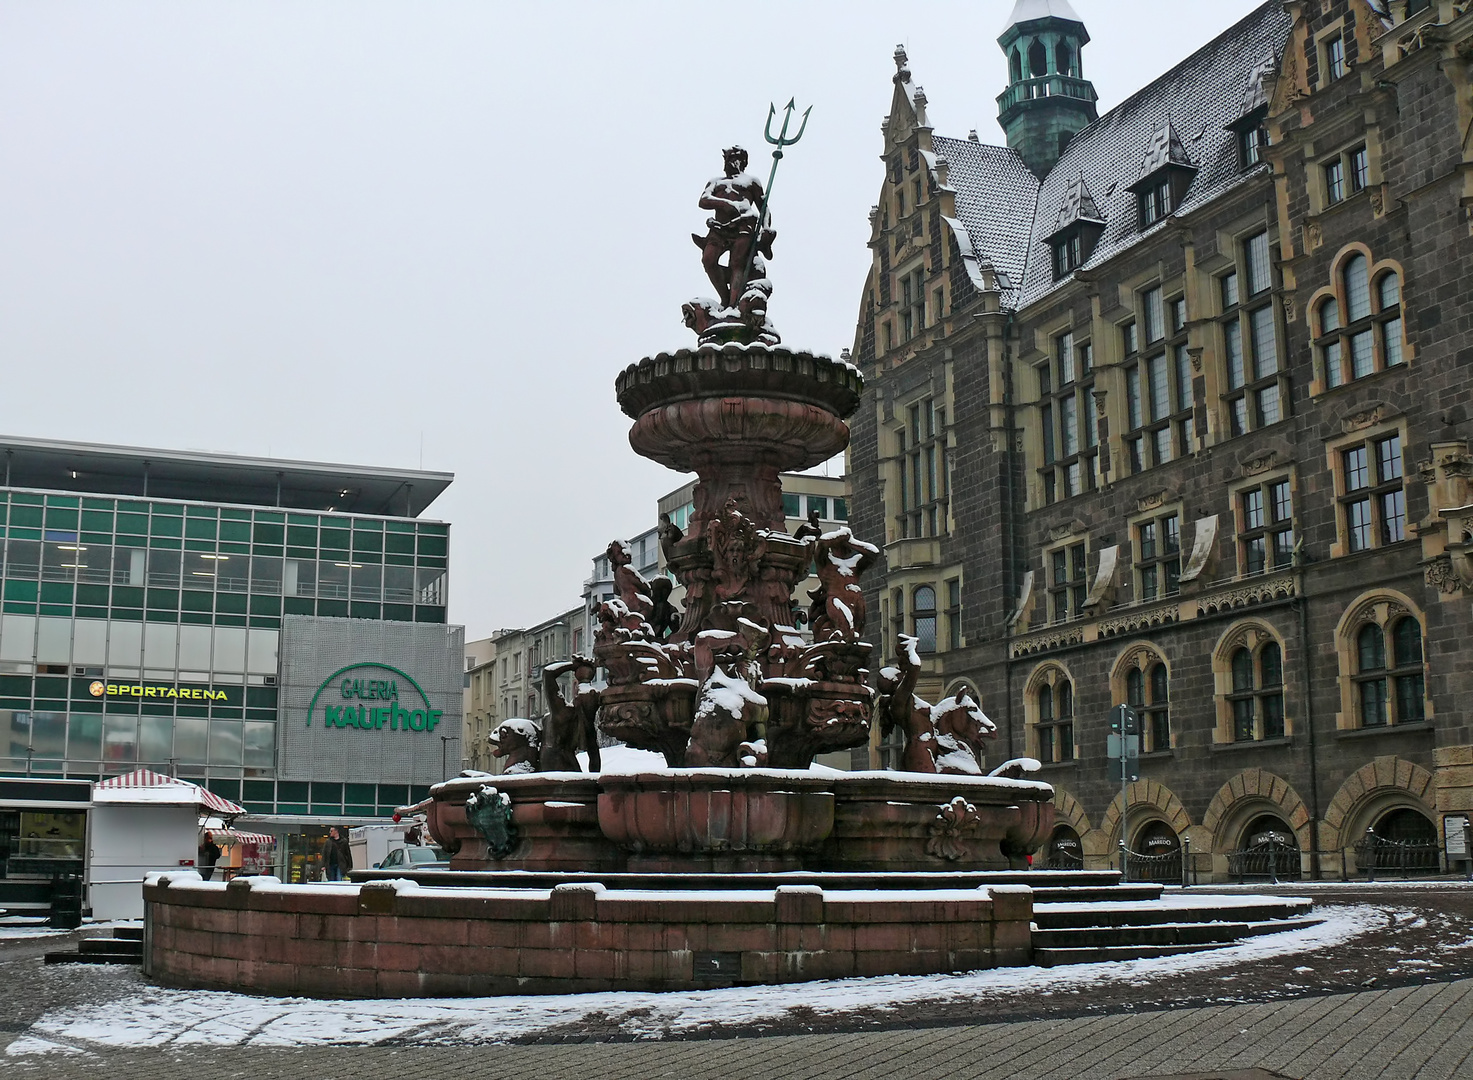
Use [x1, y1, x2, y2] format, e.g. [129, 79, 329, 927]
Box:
[598, 769, 835, 865]
[420, 768, 1054, 874]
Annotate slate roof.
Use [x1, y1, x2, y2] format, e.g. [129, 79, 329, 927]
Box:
[931, 135, 1040, 305]
[922, 1, 1292, 313]
[1048, 173, 1105, 237]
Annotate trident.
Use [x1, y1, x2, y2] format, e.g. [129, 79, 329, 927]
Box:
[741, 98, 813, 291]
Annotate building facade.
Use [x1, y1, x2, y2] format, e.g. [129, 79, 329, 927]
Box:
[0, 436, 462, 880]
[849, 0, 1473, 876]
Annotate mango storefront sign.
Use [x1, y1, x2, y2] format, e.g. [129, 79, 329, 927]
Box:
[306, 663, 443, 733]
[89, 681, 232, 702]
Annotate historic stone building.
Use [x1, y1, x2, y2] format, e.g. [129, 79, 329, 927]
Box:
[849, 0, 1473, 878]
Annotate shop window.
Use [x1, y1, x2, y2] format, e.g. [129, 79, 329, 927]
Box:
[1238, 478, 1295, 575]
[1220, 231, 1284, 437]
[1039, 331, 1098, 500]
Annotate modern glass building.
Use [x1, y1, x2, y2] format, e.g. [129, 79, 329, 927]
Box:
[0, 436, 462, 878]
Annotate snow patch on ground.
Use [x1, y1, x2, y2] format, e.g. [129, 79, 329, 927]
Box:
[8, 904, 1384, 1052]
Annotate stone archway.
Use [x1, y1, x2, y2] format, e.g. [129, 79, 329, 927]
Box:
[1322, 755, 1436, 850]
[1201, 768, 1313, 853]
[1099, 778, 1191, 848]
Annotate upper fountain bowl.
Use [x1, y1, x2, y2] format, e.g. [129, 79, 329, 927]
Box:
[616, 343, 863, 423]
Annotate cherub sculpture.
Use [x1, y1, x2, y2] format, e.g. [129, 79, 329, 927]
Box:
[607, 540, 654, 624]
[648, 576, 682, 640]
[809, 526, 880, 641]
[540, 656, 601, 772]
[488, 717, 541, 774]
[657, 512, 684, 562]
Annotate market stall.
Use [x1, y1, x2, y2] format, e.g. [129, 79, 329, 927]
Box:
[89, 770, 248, 920]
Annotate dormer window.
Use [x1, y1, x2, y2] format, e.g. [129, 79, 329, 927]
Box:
[1053, 232, 1084, 279]
[1139, 178, 1172, 227]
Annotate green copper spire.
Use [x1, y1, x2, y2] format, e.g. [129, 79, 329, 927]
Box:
[997, 0, 1099, 179]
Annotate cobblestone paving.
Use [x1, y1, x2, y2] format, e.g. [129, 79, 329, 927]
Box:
[6, 890, 1473, 1079]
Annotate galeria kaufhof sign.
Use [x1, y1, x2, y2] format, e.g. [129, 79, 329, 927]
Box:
[306, 663, 445, 733]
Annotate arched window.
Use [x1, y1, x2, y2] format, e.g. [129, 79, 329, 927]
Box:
[1034, 677, 1075, 763]
[1127, 660, 1171, 753]
[1228, 641, 1285, 742]
[913, 585, 937, 653]
[1045, 825, 1083, 869]
[1028, 40, 1048, 78]
[1056, 42, 1074, 77]
[1354, 616, 1424, 727]
[1316, 257, 1405, 388]
[1010, 48, 1023, 83]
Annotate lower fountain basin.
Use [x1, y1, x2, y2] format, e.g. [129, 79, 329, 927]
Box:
[598, 769, 834, 872]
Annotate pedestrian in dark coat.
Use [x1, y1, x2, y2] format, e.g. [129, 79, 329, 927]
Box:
[323, 826, 352, 881]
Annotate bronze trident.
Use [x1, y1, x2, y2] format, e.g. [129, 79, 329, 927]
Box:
[742, 98, 813, 289]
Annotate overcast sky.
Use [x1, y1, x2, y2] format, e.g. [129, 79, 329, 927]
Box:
[0, 0, 1268, 638]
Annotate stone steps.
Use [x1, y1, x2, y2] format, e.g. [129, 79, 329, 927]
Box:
[43, 925, 144, 966]
[1033, 895, 1314, 930]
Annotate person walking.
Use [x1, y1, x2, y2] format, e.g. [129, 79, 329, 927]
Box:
[323, 826, 352, 882]
[197, 831, 221, 881]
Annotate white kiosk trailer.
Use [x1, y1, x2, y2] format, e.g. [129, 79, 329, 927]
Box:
[89, 770, 248, 920]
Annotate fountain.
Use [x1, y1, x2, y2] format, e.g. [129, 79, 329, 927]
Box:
[138, 132, 1313, 998]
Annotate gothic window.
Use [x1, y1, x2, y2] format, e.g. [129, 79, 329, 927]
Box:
[1135, 512, 1181, 602]
[1219, 231, 1284, 437]
[1039, 331, 1097, 502]
[895, 399, 948, 538]
[1035, 677, 1075, 764]
[1010, 48, 1023, 83]
[1337, 432, 1406, 553]
[1354, 617, 1425, 727]
[1316, 259, 1404, 388]
[1047, 542, 1087, 624]
[1229, 641, 1285, 741]
[1124, 658, 1171, 753]
[913, 585, 937, 654]
[1238, 477, 1295, 575]
[1124, 288, 1193, 473]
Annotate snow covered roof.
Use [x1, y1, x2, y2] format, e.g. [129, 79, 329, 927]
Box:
[903, 5, 1288, 314]
[93, 769, 246, 815]
[1003, 0, 1084, 30]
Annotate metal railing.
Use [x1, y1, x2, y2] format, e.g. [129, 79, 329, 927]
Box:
[1038, 850, 1085, 871]
[1123, 848, 1182, 884]
[1226, 839, 1303, 883]
[1353, 831, 1441, 879]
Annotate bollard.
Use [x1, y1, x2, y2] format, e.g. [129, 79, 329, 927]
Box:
[1181, 836, 1191, 888]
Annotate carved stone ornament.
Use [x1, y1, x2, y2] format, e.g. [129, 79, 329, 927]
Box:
[925, 796, 982, 861]
[1425, 555, 1466, 595]
[1343, 405, 1388, 433]
[1187, 348, 1204, 374]
[1196, 575, 1296, 617]
[1010, 626, 1085, 659]
[1093, 390, 1108, 418]
[1048, 520, 1084, 542]
[1281, 295, 1298, 323]
[1099, 606, 1180, 639]
[1243, 451, 1279, 477]
[1370, 188, 1386, 218]
[1305, 222, 1323, 251]
[464, 785, 519, 860]
[1137, 490, 1168, 513]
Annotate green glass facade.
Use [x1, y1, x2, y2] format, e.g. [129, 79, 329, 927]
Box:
[0, 490, 447, 814]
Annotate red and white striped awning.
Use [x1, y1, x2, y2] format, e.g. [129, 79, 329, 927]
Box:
[93, 769, 247, 816]
[214, 828, 275, 847]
